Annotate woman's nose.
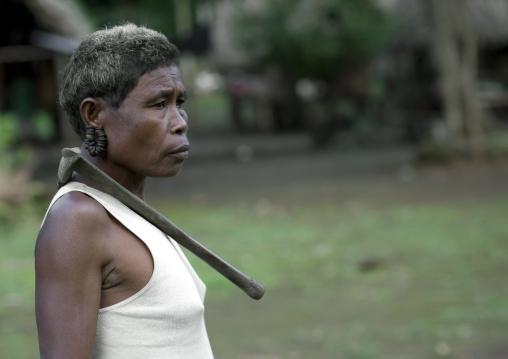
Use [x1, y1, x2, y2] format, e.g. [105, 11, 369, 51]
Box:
[171, 110, 188, 135]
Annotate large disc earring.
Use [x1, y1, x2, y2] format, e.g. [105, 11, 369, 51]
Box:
[85, 125, 107, 157]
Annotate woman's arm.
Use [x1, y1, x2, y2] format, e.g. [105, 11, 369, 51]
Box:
[35, 193, 112, 358]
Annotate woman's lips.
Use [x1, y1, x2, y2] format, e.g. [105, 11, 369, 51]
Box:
[168, 145, 190, 159]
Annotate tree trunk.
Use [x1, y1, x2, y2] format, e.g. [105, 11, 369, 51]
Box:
[433, 0, 464, 152]
[425, 0, 483, 160]
[457, 0, 483, 160]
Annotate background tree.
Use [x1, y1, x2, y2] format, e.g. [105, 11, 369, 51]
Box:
[231, 0, 395, 145]
[423, 0, 483, 160]
[233, 0, 393, 78]
[76, 0, 205, 39]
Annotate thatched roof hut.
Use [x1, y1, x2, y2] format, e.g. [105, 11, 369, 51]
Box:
[377, 0, 508, 48]
[25, 0, 91, 39]
[373, 0, 508, 84]
[0, 0, 92, 146]
[0, 0, 91, 61]
[373, 0, 508, 143]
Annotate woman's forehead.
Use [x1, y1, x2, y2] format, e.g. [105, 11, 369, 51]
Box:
[133, 65, 185, 93]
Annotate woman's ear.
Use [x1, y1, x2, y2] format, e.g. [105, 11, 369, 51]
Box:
[80, 98, 108, 127]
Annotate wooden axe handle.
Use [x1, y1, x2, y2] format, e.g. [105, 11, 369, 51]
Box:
[57, 147, 265, 300]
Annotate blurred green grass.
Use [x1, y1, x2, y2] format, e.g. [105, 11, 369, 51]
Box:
[1, 196, 507, 358]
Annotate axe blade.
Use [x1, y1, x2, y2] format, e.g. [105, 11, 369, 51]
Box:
[57, 147, 82, 188]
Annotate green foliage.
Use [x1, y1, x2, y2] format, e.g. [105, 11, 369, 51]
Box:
[0, 111, 48, 225]
[0, 215, 40, 359]
[75, 0, 172, 36]
[0, 112, 32, 172]
[75, 0, 201, 38]
[32, 111, 56, 141]
[232, 0, 395, 78]
[0, 112, 19, 148]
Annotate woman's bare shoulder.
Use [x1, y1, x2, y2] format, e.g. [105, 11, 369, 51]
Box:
[35, 190, 110, 357]
[35, 190, 112, 266]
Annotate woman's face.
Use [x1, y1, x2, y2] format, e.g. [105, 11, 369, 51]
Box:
[103, 65, 189, 178]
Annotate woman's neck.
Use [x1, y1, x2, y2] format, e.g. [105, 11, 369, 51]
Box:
[76, 144, 146, 201]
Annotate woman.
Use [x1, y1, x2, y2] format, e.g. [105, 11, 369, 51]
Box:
[35, 24, 215, 358]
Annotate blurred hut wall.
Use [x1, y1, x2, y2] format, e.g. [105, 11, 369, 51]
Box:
[377, 0, 508, 158]
[0, 0, 91, 148]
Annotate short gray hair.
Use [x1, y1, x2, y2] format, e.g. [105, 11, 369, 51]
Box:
[59, 23, 180, 139]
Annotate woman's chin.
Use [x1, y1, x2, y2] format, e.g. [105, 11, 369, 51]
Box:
[151, 163, 184, 178]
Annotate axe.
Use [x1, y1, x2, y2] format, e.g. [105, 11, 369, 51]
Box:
[57, 147, 265, 300]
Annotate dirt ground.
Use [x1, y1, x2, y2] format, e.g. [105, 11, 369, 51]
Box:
[144, 132, 508, 208]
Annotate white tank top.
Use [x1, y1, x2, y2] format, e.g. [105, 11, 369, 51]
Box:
[43, 182, 214, 359]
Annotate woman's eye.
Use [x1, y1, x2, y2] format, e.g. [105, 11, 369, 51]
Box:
[154, 100, 166, 109]
[177, 99, 185, 108]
